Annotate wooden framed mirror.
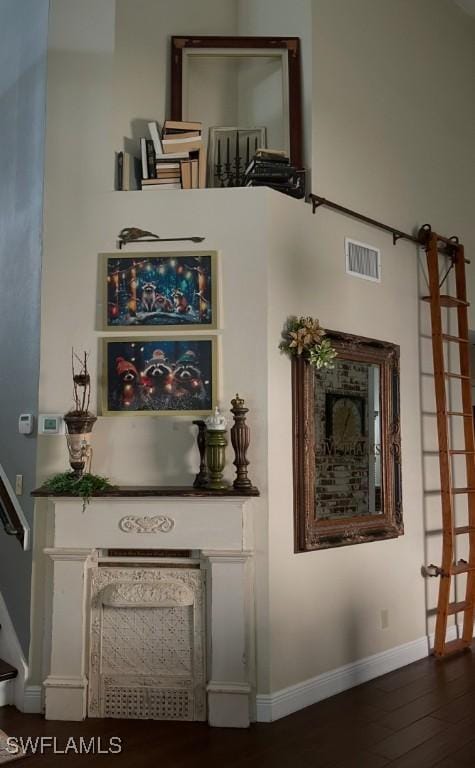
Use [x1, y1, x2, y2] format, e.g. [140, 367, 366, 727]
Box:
[292, 330, 403, 552]
[170, 36, 303, 168]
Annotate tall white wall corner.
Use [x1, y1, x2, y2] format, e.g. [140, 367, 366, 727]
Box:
[0, 591, 29, 711]
[256, 633, 434, 722]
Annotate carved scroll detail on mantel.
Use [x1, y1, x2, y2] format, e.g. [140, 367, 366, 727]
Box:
[118, 515, 175, 534]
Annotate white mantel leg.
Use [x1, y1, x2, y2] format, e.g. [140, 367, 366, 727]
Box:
[43, 548, 93, 721]
[202, 551, 253, 728]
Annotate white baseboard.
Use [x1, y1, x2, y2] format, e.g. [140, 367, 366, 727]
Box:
[22, 685, 42, 714]
[256, 626, 460, 722]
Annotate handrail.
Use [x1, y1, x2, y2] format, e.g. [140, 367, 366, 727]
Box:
[309, 194, 468, 261]
[0, 464, 30, 550]
[310, 194, 423, 245]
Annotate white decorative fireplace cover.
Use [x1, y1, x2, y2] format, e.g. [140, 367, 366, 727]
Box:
[88, 566, 206, 721]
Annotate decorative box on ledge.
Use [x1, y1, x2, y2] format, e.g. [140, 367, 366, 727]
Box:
[33, 485, 259, 728]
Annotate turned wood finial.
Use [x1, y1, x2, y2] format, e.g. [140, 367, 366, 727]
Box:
[192, 420, 209, 488]
[230, 394, 252, 490]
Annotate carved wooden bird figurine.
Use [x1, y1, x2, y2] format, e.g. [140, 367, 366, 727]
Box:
[118, 227, 157, 244]
[117, 227, 205, 248]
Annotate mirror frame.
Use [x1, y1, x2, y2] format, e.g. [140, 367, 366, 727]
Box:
[292, 330, 403, 552]
[170, 36, 303, 168]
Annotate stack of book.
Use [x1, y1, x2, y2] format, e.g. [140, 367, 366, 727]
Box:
[243, 149, 306, 199]
[140, 120, 205, 191]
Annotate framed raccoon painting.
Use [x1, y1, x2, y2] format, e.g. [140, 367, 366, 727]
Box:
[101, 336, 217, 416]
[102, 252, 217, 330]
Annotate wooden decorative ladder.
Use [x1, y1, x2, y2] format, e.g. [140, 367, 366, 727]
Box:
[421, 225, 475, 657]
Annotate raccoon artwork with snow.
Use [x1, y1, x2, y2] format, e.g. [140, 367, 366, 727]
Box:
[105, 253, 215, 329]
[104, 338, 215, 415]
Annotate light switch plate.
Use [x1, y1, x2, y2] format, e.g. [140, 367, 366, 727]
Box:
[15, 475, 23, 496]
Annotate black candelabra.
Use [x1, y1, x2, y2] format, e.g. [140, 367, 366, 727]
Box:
[215, 132, 258, 188]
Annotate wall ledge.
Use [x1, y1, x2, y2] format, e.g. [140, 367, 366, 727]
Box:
[32, 485, 259, 498]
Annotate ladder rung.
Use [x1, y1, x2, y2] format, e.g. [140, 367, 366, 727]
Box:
[442, 334, 470, 344]
[450, 450, 475, 455]
[422, 295, 470, 308]
[445, 372, 471, 380]
[447, 412, 473, 417]
[437, 639, 471, 657]
[447, 601, 470, 615]
[455, 526, 475, 535]
[452, 488, 475, 494]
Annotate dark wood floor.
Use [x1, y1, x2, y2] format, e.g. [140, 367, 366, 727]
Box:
[1, 647, 475, 767]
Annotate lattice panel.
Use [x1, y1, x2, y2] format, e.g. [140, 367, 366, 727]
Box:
[101, 606, 193, 677]
[103, 680, 193, 721]
[88, 567, 206, 721]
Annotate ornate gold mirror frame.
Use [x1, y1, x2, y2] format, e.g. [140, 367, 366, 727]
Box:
[292, 330, 403, 552]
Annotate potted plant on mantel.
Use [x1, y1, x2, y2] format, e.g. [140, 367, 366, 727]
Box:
[63, 350, 97, 477]
[43, 350, 113, 509]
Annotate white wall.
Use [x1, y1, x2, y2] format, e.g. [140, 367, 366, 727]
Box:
[113, 0, 237, 166]
[237, 0, 312, 169]
[266, 194, 425, 691]
[262, 0, 475, 693]
[31, 0, 475, 707]
[30, 0, 272, 690]
[312, 0, 475, 319]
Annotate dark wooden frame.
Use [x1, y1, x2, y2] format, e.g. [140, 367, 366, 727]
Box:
[170, 36, 303, 169]
[292, 330, 403, 552]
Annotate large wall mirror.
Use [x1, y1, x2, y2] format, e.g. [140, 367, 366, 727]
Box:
[171, 36, 303, 168]
[292, 331, 403, 552]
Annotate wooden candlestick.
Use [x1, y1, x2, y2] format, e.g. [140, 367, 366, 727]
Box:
[192, 420, 209, 488]
[230, 394, 252, 490]
[204, 407, 229, 490]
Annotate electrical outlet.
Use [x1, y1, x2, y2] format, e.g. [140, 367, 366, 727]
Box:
[15, 475, 23, 496]
[380, 609, 389, 630]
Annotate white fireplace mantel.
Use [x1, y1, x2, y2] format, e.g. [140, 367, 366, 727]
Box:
[39, 489, 257, 728]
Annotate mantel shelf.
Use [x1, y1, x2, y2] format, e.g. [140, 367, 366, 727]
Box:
[32, 485, 259, 499]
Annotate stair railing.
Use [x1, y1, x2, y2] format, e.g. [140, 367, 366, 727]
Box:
[0, 464, 30, 550]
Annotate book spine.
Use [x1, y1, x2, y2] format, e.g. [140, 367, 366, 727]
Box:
[140, 138, 148, 180]
[191, 159, 199, 189]
[117, 151, 123, 190]
[162, 139, 202, 155]
[198, 145, 206, 188]
[146, 139, 156, 178]
[164, 120, 202, 132]
[155, 163, 181, 170]
[148, 121, 163, 156]
[122, 152, 129, 191]
[163, 130, 201, 139]
[162, 135, 202, 145]
[156, 170, 181, 175]
[141, 184, 181, 190]
[143, 179, 181, 185]
[180, 159, 192, 189]
[246, 167, 295, 179]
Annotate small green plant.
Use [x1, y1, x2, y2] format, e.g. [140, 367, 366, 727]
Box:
[44, 472, 115, 511]
[279, 316, 337, 369]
